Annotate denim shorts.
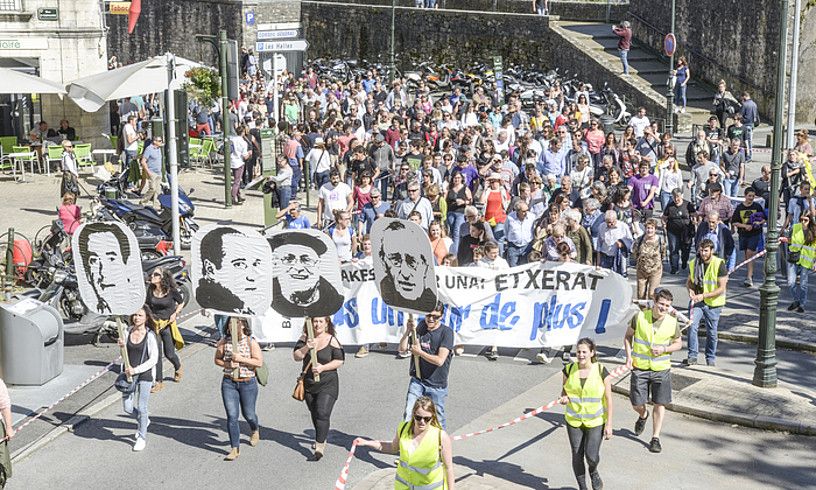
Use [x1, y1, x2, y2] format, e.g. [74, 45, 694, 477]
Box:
[629, 368, 672, 406]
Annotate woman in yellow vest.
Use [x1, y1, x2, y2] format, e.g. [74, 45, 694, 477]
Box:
[786, 214, 816, 312]
[558, 337, 614, 490]
[356, 396, 455, 489]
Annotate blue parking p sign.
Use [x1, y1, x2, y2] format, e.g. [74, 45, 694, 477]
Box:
[245, 10, 255, 26]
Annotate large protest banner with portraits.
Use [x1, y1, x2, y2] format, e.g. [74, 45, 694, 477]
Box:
[71, 222, 145, 315]
[370, 218, 439, 315]
[191, 224, 273, 316]
[258, 261, 635, 348]
[266, 229, 343, 318]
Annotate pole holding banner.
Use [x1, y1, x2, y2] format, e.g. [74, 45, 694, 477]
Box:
[229, 318, 240, 379]
[117, 318, 132, 383]
[306, 317, 320, 382]
[408, 314, 421, 380]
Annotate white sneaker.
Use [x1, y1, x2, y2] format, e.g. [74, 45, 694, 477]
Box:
[535, 351, 552, 364]
[133, 436, 146, 452]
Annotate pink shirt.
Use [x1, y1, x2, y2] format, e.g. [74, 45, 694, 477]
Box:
[584, 129, 606, 155]
[59, 204, 81, 235]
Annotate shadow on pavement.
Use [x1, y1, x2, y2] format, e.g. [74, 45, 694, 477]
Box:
[453, 455, 557, 489]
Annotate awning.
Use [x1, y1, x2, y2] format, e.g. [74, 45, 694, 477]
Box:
[0, 67, 66, 95]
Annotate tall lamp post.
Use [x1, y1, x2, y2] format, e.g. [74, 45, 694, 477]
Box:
[753, 0, 789, 388]
[389, 0, 396, 83]
[664, 0, 676, 135]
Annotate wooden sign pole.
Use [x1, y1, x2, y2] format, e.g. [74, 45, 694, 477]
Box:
[229, 317, 240, 379]
[306, 317, 320, 382]
[409, 313, 421, 379]
[117, 317, 132, 382]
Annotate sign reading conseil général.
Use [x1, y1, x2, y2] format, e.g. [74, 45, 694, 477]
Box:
[37, 7, 59, 21]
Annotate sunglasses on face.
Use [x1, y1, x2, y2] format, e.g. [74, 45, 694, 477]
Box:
[414, 414, 433, 424]
[426, 313, 441, 321]
[151, 271, 162, 277]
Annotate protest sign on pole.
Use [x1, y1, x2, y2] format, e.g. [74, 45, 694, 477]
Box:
[267, 229, 344, 381]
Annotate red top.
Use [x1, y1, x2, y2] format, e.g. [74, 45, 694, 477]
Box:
[484, 189, 509, 224]
[613, 27, 632, 50]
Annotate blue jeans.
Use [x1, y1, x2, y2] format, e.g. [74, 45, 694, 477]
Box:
[277, 185, 292, 210]
[123, 380, 152, 440]
[221, 377, 260, 448]
[688, 303, 722, 363]
[666, 229, 691, 272]
[404, 377, 448, 430]
[378, 169, 391, 201]
[425, 0, 437, 7]
[619, 49, 629, 74]
[787, 262, 811, 306]
[289, 160, 302, 195]
[722, 177, 739, 198]
[506, 242, 530, 267]
[659, 190, 673, 211]
[491, 221, 506, 256]
[446, 211, 465, 253]
[675, 84, 687, 108]
[743, 125, 754, 160]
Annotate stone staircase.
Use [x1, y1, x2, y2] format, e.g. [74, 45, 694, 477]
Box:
[555, 20, 714, 130]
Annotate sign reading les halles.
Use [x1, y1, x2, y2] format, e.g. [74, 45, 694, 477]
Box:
[191, 225, 273, 316]
[371, 218, 439, 315]
[266, 229, 343, 318]
[71, 222, 145, 316]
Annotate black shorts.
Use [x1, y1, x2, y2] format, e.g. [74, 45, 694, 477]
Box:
[629, 368, 672, 406]
[739, 233, 761, 251]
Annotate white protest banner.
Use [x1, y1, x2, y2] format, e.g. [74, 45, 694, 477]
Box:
[72, 222, 145, 315]
[191, 224, 273, 316]
[258, 261, 635, 348]
[370, 218, 439, 315]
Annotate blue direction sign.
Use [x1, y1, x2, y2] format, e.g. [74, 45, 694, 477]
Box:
[256, 40, 309, 52]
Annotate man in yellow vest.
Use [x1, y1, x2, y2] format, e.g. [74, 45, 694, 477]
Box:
[624, 288, 682, 453]
[683, 238, 728, 367]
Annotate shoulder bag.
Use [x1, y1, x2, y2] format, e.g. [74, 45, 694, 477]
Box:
[114, 332, 150, 394]
[292, 361, 312, 401]
[255, 362, 269, 387]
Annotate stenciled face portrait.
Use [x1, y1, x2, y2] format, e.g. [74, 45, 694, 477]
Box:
[267, 229, 343, 318]
[72, 222, 145, 315]
[192, 225, 273, 316]
[371, 218, 439, 314]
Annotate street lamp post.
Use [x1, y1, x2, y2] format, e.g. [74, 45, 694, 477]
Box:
[389, 0, 396, 84]
[753, 0, 789, 388]
[786, 0, 802, 148]
[665, 0, 676, 135]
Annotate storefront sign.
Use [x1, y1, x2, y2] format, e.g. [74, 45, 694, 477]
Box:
[109, 2, 131, 15]
[37, 8, 59, 21]
[0, 38, 49, 50]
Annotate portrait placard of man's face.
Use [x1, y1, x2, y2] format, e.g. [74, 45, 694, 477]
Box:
[192, 225, 273, 316]
[72, 222, 145, 315]
[371, 218, 438, 314]
[267, 229, 343, 318]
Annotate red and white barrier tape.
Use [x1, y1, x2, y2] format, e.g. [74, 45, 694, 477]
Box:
[6, 357, 120, 440]
[334, 364, 631, 489]
[729, 249, 766, 275]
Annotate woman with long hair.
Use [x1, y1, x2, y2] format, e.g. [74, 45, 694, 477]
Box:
[601, 132, 620, 170]
[429, 221, 454, 265]
[215, 317, 263, 461]
[445, 171, 472, 252]
[330, 210, 357, 263]
[480, 173, 511, 254]
[657, 146, 683, 210]
[118, 306, 159, 452]
[353, 171, 373, 234]
[145, 267, 184, 393]
[558, 337, 614, 490]
[356, 396, 455, 489]
[293, 316, 345, 460]
[674, 56, 690, 113]
[787, 214, 816, 312]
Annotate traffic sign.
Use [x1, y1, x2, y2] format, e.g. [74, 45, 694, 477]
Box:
[38, 7, 59, 21]
[245, 10, 255, 26]
[256, 40, 308, 52]
[257, 22, 300, 31]
[257, 30, 298, 40]
[664, 33, 676, 57]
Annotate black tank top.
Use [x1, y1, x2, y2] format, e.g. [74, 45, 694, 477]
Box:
[127, 332, 153, 383]
[446, 185, 467, 213]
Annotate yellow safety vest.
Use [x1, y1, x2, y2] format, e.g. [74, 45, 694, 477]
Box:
[395, 422, 446, 490]
[688, 255, 726, 307]
[789, 223, 816, 269]
[564, 362, 607, 428]
[632, 310, 678, 371]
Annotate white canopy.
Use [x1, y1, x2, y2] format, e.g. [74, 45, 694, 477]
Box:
[0, 67, 66, 95]
[65, 54, 203, 112]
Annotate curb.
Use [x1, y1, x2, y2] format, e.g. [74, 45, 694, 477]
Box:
[610, 378, 816, 436]
[716, 331, 816, 354]
[10, 314, 215, 463]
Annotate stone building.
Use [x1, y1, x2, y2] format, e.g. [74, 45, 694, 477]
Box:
[0, 0, 108, 146]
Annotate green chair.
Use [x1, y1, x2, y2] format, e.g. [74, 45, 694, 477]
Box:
[73, 143, 95, 173]
[10, 145, 36, 179]
[46, 145, 64, 176]
[0, 136, 16, 156]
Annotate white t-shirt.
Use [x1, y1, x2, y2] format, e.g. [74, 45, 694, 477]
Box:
[629, 115, 651, 138]
[230, 135, 248, 169]
[124, 124, 138, 151]
[307, 148, 332, 176]
[319, 182, 352, 221]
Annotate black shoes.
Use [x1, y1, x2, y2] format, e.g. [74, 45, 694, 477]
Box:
[590, 471, 603, 490]
[634, 413, 649, 435]
[797, 306, 805, 313]
[649, 437, 662, 453]
[681, 357, 698, 367]
[788, 302, 800, 311]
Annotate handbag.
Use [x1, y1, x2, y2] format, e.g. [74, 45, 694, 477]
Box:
[291, 361, 312, 401]
[787, 246, 801, 264]
[255, 363, 269, 387]
[114, 332, 149, 394]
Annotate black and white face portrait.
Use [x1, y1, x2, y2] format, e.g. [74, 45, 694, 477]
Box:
[192, 225, 273, 316]
[267, 229, 343, 318]
[72, 222, 145, 315]
[371, 218, 438, 314]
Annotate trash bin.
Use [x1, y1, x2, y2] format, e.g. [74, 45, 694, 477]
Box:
[0, 297, 64, 386]
[599, 115, 615, 135]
